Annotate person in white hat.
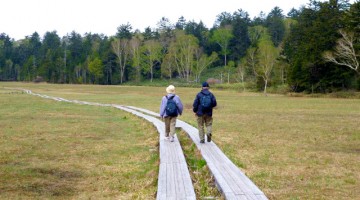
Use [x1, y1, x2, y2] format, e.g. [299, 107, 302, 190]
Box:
[159, 85, 183, 142]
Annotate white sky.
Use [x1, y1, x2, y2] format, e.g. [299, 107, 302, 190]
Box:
[0, 0, 353, 40]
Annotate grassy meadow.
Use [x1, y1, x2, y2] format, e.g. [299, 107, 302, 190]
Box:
[1, 82, 359, 199]
[0, 83, 159, 199]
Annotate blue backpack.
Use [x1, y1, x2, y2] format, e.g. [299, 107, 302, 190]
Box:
[200, 93, 212, 111]
[165, 96, 178, 116]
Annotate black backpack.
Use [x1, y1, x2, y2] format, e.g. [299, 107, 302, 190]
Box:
[165, 96, 178, 116]
[200, 93, 212, 111]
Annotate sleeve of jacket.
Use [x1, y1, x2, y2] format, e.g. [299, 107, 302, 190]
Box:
[175, 95, 184, 115]
[192, 93, 200, 113]
[159, 96, 167, 117]
[211, 93, 217, 108]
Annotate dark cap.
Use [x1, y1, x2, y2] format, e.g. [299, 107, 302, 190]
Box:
[202, 82, 209, 87]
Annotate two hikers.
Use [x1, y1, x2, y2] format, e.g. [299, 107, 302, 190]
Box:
[160, 82, 217, 143]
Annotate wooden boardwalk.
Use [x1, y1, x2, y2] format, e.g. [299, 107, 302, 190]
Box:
[127, 106, 268, 200]
[113, 106, 196, 200]
[20, 89, 268, 200]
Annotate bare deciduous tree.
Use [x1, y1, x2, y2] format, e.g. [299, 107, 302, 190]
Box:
[129, 36, 142, 82]
[169, 30, 198, 81]
[323, 30, 359, 75]
[143, 39, 162, 82]
[236, 58, 247, 92]
[161, 53, 176, 79]
[193, 48, 217, 82]
[253, 37, 279, 96]
[112, 38, 130, 84]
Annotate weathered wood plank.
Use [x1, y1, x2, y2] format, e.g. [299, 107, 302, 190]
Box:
[180, 163, 196, 199]
[167, 163, 176, 199]
[174, 163, 186, 199]
[157, 163, 167, 200]
[204, 145, 260, 195]
[255, 194, 269, 200]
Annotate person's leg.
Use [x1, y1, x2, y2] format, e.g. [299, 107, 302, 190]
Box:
[169, 116, 177, 142]
[164, 117, 170, 138]
[204, 115, 213, 142]
[197, 115, 205, 143]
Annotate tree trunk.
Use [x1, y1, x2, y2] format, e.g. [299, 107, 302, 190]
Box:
[151, 66, 153, 82]
[264, 79, 268, 96]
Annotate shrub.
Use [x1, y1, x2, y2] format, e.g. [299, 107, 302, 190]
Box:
[33, 76, 44, 83]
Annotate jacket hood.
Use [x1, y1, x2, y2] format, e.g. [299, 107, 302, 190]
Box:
[201, 89, 210, 95]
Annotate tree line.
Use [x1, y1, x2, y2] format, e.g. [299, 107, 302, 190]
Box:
[0, 0, 359, 93]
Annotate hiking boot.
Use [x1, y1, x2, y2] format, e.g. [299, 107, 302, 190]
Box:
[207, 134, 212, 142]
[170, 136, 174, 142]
[200, 139, 205, 143]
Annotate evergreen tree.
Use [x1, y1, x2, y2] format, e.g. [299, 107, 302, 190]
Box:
[39, 31, 62, 82]
[229, 9, 251, 61]
[284, 0, 352, 92]
[266, 6, 285, 47]
[0, 33, 13, 80]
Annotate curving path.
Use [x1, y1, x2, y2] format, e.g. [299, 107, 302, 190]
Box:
[18, 88, 268, 200]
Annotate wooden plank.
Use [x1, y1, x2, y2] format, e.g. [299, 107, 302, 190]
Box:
[175, 140, 187, 164]
[205, 143, 265, 196]
[218, 163, 247, 195]
[223, 164, 255, 195]
[166, 163, 176, 199]
[204, 146, 253, 195]
[244, 194, 258, 200]
[206, 161, 233, 194]
[226, 162, 264, 195]
[174, 163, 186, 199]
[233, 194, 248, 200]
[255, 194, 268, 200]
[159, 140, 167, 164]
[156, 163, 167, 200]
[180, 163, 196, 199]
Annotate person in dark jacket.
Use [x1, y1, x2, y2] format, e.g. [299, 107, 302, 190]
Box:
[193, 82, 217, 143]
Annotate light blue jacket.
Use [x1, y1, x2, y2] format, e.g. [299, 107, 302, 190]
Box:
[160, 94, 183, 117]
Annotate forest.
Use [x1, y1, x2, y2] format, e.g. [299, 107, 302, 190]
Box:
[0, 0, 359, 93]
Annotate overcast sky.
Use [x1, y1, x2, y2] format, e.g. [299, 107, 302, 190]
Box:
[0, 0, 353, 40]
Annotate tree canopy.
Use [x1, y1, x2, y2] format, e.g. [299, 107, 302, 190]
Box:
[0, 0, 359, 92]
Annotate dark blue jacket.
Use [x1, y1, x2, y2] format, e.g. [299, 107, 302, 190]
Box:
[193, 89, 217, 116]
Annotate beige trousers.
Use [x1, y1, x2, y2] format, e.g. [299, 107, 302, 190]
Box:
[164, 116, 177, 137]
